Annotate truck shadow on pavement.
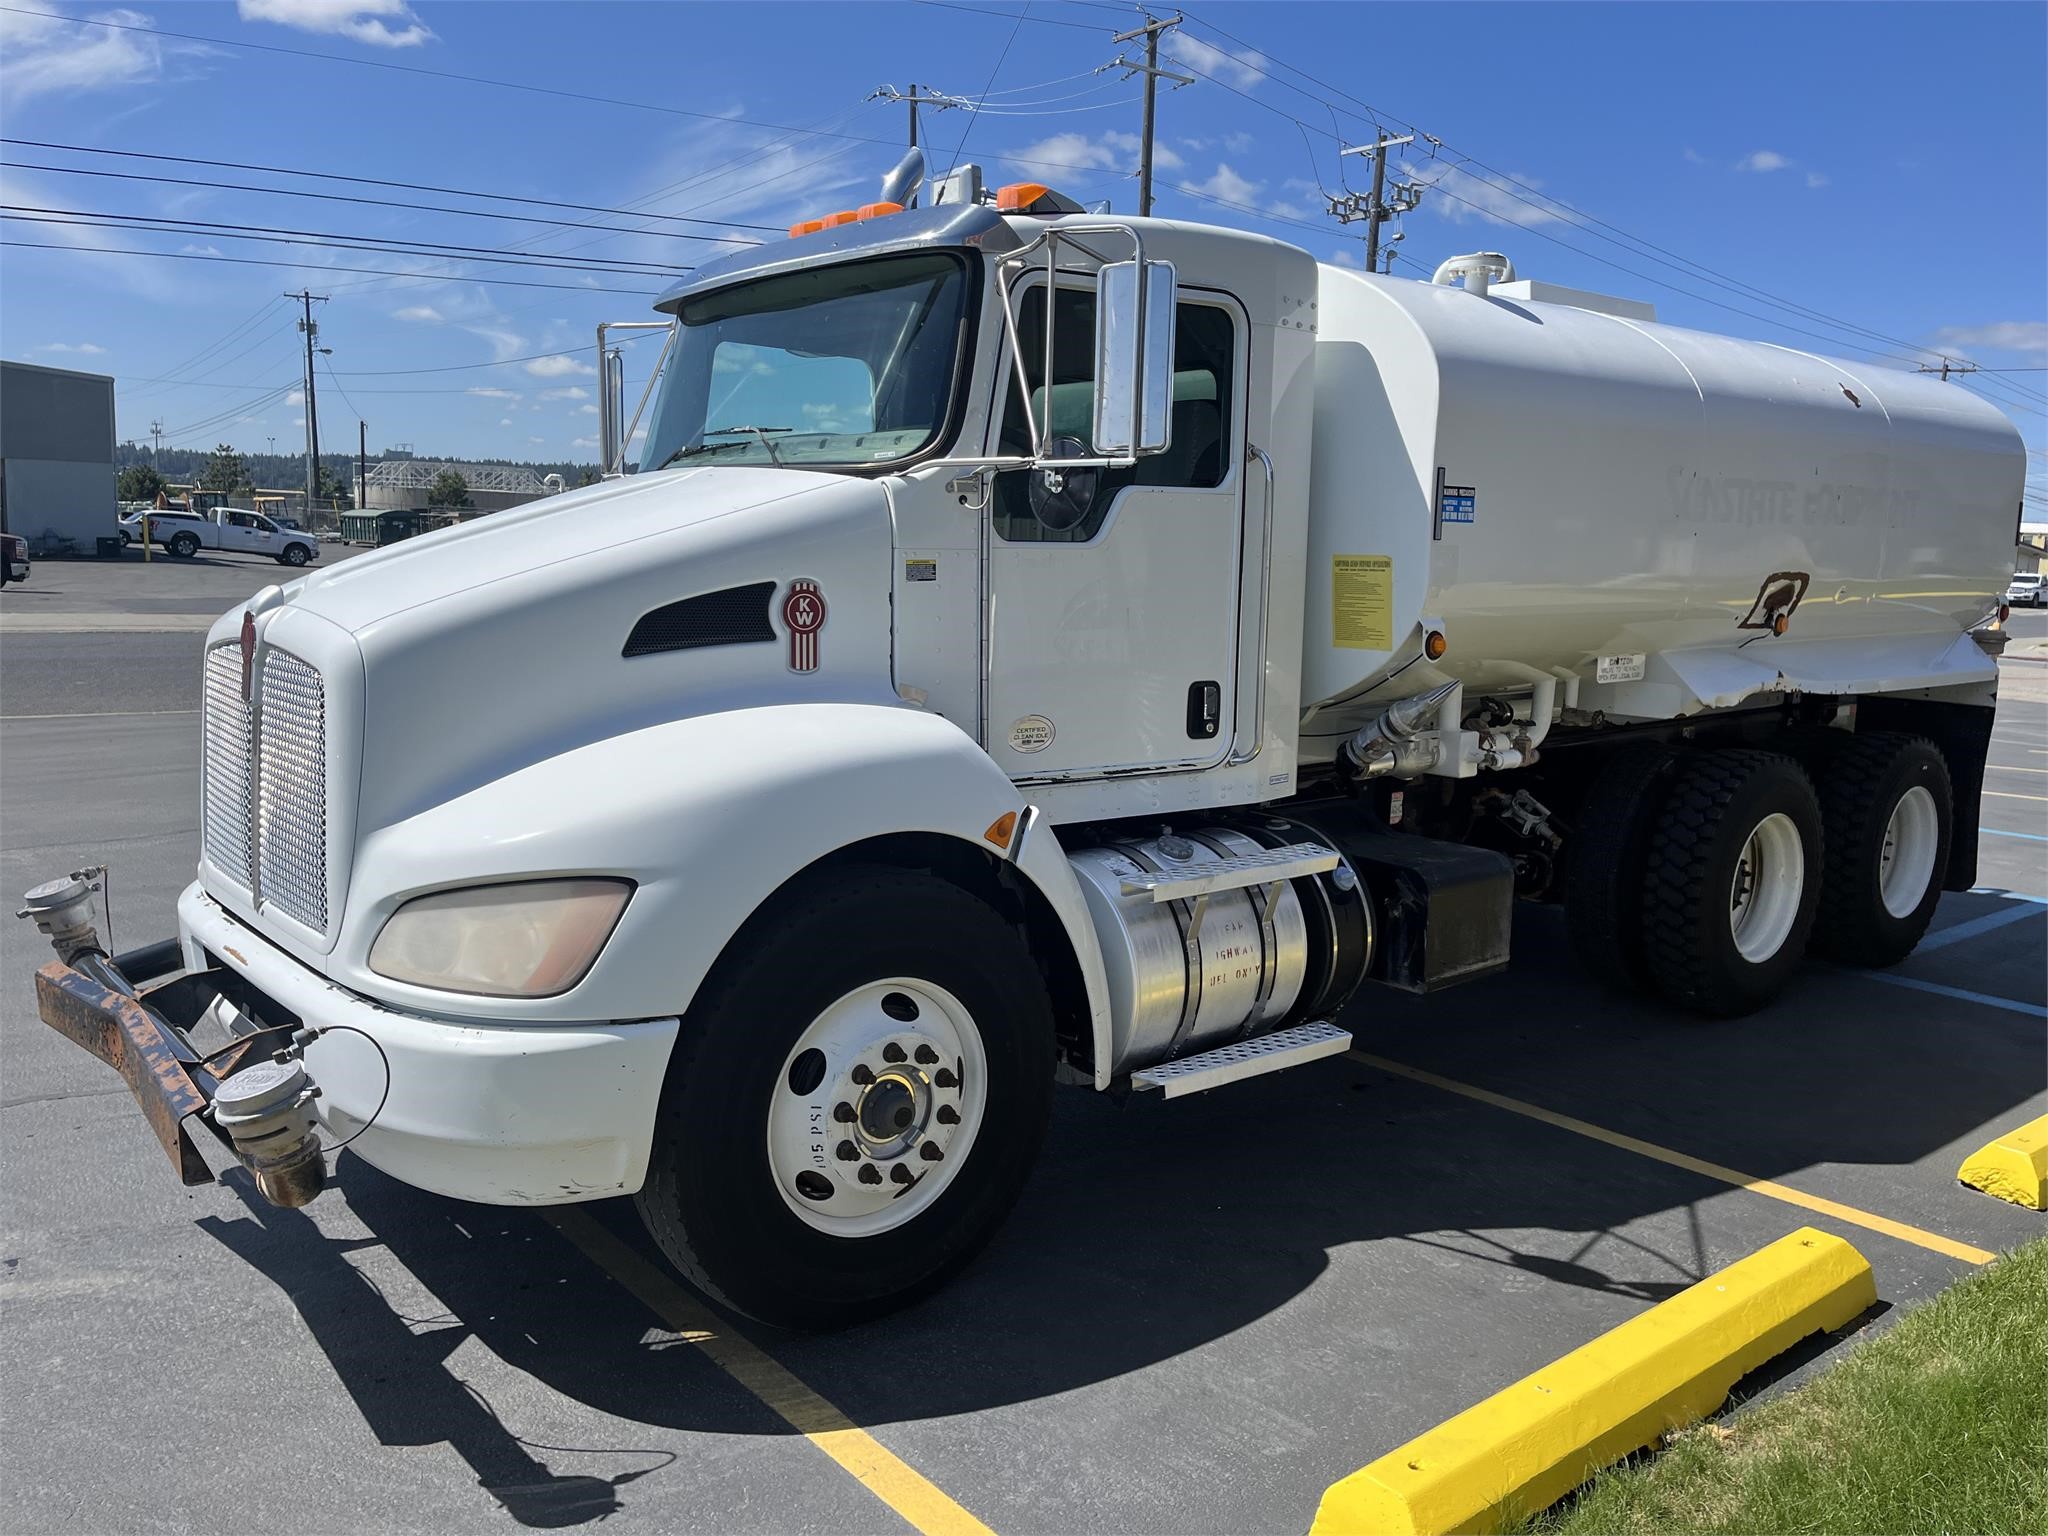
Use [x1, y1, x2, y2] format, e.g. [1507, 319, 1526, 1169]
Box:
[194, 897, 2044, 1527]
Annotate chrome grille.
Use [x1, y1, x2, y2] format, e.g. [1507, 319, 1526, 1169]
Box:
[256, 649, 329, 932]
[201, 646, 256, 887]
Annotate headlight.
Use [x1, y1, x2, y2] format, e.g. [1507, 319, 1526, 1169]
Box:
[368, 878, 632, 998]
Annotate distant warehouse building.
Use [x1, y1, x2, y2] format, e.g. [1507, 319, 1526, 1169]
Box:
[0, 359, 117, 553]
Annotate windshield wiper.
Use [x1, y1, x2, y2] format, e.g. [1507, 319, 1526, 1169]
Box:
[666, 424, 793, 467]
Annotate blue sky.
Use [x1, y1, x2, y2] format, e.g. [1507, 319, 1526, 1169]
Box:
[1, 0, 2042, 492]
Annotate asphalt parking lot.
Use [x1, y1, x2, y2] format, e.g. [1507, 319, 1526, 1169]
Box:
[2, 560, 2043, 1535]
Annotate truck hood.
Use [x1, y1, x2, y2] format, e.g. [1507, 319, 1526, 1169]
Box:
[273, 465, 898, 835]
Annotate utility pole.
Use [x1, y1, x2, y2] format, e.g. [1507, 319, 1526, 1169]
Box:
[1329, 133, 1421, 273]
[1917, 359, 1978, 382]
[869, 84, 964, 149]
[287, 290, 328, 513]
[1112, 14, 1191, 217]
[358, 420, 368, 518]
[149, 418, 164, 460]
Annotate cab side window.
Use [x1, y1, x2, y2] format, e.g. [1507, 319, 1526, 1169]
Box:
[992, 286, 1234, 543]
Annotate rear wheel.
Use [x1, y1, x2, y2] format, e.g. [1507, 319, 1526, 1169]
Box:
[1640, 750, 1823, 1016]
[1810, 734, 1952, 966]
[280, 542, 312, 567]
[635, 866, 1055, 1329]
[1565, 743, 1680, 993]
[168, 532, 200, 559]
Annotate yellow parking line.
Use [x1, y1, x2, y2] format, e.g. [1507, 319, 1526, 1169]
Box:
[545, 1207, 996, 1536]
[1349, 1053, 1996, 1267]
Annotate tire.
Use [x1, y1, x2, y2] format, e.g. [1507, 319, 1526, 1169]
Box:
[168, 532, 200, 559]
[1640, 750, 1823, 1017]
[1565, 743, 1680, 992]
[1810, 734, 1952, 967]
[635, 865, 1055, 1329]
[280, 543, 312, 567]
[120, 529, 133, 547]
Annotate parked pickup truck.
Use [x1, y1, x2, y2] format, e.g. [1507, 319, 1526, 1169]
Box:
[118, 507, 319, 566]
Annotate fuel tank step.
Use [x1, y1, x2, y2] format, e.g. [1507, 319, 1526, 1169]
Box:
[1129, 1020, 1352, 1100]
[1116, 841, 1338, 903]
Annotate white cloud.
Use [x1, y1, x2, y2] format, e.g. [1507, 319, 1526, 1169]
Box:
[179, 243, 225, 256]
[236, 0, 432, 48]
[36, 341, 106, 354]
[1805, 171, 1829, 188]
[576, 403, 598, 415]
[466, 386, 520, 400]
[1931, 321, 2048, 357]
[498, 416, 514, 427]
[1007, 128, 1180, 180]
[528, 436, 545, 446]
[571, 436, 598, 449]
[1184, 163, 1261, 208]
[1682, 147, 1708, 165]
[1402, 161, 1562, 228]
[1736, 149, 1791, 173]
[1328, 248, 1362, 269]
[393, 305, 443, 323]
[0, 4, 219, 102]
[524, 354, 595, 378]
[463, 325, 529, 361]
[1163, 30, 1268, 91]
[539, 385, 590, 401]
[286, 388, 305, 405]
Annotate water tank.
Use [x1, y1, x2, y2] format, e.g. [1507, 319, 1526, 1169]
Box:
[1301, 265, 2025, 736]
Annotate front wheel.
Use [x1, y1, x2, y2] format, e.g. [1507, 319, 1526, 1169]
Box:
[635, 865, 1055, 1329]
[1640, 750, 1823, 1017]
[279, 542, 312, 567]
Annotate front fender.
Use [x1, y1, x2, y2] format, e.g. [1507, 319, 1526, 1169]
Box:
[333, 703, 1113, 1069]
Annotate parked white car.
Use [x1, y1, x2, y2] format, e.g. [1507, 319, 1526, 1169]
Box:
[117, 507, 319, 566]
[2006, 571, 2045, 608]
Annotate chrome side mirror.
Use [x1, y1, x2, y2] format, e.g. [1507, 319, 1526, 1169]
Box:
[1092, 259, 1176, 458]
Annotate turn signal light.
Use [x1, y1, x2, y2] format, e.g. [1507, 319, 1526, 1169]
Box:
[788, 217, 828, 237]
[856, 201, 904, 221]
[983, 811, 1019, 850]
[1424, 629, 1448, 661]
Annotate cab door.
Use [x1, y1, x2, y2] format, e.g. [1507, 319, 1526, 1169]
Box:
[983, 281, 1249, 780]
[226, 512, 277, 555]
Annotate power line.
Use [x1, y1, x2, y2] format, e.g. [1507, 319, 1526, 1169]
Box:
[0, 140, 779, 235]
[946, 1, 1032, 175]
[0, 240, 660, 295]
[0, 161, 751, 246]
[3, 208, 694, 277]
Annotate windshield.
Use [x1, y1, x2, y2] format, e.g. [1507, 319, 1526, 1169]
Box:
[639, 251, 974, 473]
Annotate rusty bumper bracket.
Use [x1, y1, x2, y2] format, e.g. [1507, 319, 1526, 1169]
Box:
[34, 960, 222, 1185]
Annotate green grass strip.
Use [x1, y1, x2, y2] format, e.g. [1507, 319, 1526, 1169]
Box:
[1530, 1236, 2047, 1535]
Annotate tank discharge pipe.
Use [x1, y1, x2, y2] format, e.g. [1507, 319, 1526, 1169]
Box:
[1430, 251, 1516, 298]
[1344, 681, 1460, 778]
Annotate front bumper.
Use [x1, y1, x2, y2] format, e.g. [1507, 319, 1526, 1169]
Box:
[30, 883, 681, 1206]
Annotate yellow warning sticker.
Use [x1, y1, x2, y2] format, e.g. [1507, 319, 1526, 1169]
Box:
[1332, 555, 1394, 650]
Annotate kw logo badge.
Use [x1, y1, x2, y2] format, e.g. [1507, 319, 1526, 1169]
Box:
[782, 579, 827, 672]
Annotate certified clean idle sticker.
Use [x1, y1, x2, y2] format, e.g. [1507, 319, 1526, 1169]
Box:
[1008, 715, 1055, 753]
[1596, 653, 1646, 684]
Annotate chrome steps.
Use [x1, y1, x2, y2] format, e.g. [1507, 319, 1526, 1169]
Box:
[1130, 1020, 1352, 1100]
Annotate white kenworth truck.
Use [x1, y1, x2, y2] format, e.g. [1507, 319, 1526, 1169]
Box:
[26, 154, 2023, 1329]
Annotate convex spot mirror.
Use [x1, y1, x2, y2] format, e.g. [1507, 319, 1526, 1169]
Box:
[1028, 435, 1100, 531]
[1092, 258, 1176, 458]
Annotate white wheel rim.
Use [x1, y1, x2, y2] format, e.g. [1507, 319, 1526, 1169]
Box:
[1728, 812, 1805, 963]
[1879, 785, 1940, 919]
[767, 978, 988, 1238]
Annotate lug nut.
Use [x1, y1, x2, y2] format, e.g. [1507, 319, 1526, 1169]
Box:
[919, 1143, 943, 1162]
[857, 1163, 882, 1185]
[881, 1042, 906, 1064]
[913, 1043, 939, 1065]
[936, 1105, 959, 1125]
[850, 1063, 875, 1085]
[833, 1101, 856, 1123]
[889, 1164, 915, 1186]
[835, 1140, 859, 1162]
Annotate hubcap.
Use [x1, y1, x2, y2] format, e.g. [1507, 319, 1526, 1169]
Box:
[1728, 811, 1805, 964]
[1878, 785, 1939, 919]
[767, 979, 987, 1237]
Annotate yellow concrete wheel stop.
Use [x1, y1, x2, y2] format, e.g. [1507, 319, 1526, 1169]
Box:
[1957, 1115, 2048, 1210]
[1309, 1227, 1875, 1536]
